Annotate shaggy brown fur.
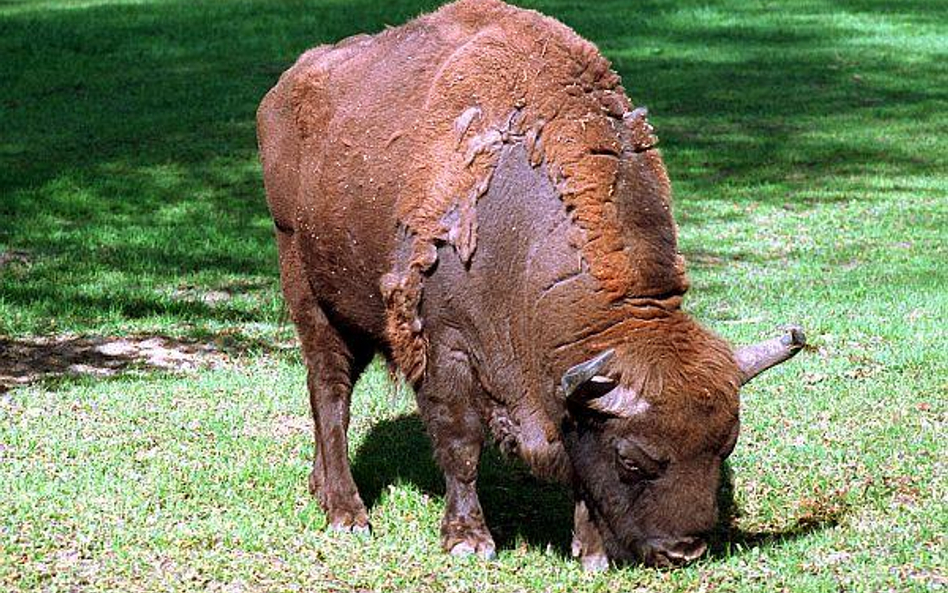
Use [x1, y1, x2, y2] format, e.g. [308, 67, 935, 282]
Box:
[266, 0, 686, 382]
[257, 0, 800, 570]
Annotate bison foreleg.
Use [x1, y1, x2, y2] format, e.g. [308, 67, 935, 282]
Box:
[416, 342, 496, 559]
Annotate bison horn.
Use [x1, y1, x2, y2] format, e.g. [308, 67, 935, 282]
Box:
[735, 327, 807, 384]
[562, 350, 653, 417]
[561, 349, 616, 399]
[563, 350, 657, 417]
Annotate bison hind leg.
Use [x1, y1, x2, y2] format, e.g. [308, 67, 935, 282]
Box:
[277, 231, 373, 533]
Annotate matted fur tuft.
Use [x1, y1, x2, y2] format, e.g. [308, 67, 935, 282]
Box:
[279, 0, 688, 378]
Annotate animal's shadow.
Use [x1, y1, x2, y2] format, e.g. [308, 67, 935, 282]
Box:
[351, 413, 845, 560]
[352, 413, 575, 551]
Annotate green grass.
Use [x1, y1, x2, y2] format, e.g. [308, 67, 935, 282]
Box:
[1, 0, 946, 590]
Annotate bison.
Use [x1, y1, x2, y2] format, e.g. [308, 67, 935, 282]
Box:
[256, 0, 805, 570]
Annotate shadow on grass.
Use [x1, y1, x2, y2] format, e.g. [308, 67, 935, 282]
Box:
[706, 463, 848, 560]
[2, 0, 945, 334]
[352, 413, 844, 560]
[352, 413, 575, 553]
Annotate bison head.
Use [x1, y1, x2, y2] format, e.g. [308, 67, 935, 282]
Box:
[560, 325, 805, 568]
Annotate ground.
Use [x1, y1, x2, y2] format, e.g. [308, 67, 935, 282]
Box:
[1, 0, 946, 591]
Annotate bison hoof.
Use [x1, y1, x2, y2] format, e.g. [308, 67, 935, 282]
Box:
[449, 540, 496, 560]
[328, 521, 372, 536]
[443, 515, 496, 560]
[581, 554, 609, 572]
[327, 512, 371, 536]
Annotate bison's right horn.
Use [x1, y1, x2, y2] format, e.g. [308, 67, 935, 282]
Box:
[735, 327, 807, 384]
[561, 349, 615, 399]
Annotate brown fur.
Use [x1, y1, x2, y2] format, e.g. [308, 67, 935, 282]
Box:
[270, 0, 686, 380]
[258, 0, 745, 567]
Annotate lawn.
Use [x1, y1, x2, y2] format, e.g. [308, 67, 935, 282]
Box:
[1, 0, 945, 591]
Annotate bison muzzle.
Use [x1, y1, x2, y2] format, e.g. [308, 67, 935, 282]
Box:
[256, 0, 806, 570]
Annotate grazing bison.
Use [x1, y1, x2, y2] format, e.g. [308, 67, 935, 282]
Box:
[257, 0, 805, 570]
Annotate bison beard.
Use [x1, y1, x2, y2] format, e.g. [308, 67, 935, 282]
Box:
[257, 0, 805, 570]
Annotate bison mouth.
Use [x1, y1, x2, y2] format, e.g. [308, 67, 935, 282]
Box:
[583, 490, 710, 568]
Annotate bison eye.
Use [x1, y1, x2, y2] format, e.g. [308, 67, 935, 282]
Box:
[615, 441, 664, 482]
[617, 458, 649, 482]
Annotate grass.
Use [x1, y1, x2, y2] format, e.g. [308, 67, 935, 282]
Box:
[1, 0, 945, 590]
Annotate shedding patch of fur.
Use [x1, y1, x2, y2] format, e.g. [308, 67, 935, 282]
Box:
[282, 0, 688, 382]
[405, 0, 687, 296]
[380, 240, 438, 384]
[389, 1, 665, 379]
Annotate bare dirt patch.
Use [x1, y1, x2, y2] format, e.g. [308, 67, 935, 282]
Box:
[0, 335, 232, 391]
[0, 249, 31, 269]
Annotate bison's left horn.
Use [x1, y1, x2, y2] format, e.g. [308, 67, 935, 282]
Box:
[561, 349, 615, 399]
[735, 327, 807, 384]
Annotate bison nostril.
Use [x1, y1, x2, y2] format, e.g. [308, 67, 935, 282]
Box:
[643, 537, 708, 567]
